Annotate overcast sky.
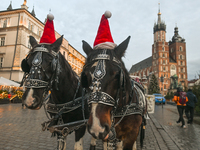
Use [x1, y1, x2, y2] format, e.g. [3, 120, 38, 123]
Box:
[1, 0, 200, 80]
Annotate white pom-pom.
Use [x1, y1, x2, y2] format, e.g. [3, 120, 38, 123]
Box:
[104, 11, 112, 18]
[47, 13, 54, 21]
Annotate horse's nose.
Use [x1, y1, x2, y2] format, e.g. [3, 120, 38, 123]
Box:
[99, 123, 110, 139]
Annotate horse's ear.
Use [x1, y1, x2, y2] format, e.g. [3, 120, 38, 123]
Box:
[82, 40, 93, 56]
[51, 35, 63, 52]
[29, 36, 38, 48]
[114, 36, 131, 58]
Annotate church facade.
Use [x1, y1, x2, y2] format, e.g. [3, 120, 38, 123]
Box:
[0, 1, 85, 83]
[129, 9, 188, 95]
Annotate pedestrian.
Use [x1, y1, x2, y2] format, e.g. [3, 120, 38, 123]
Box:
[185, 89, 197, 124]
[173, 87, 188, 128]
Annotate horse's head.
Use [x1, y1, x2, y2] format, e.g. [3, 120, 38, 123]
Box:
[21, 35, 63, 109]
[81, 36, 131, 139]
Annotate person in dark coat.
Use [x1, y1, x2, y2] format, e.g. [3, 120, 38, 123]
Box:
[185, 89, 198, 124]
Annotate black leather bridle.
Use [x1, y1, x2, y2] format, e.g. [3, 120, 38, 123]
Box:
[83, 49, 126, 109]
[21, 45, 60, 92]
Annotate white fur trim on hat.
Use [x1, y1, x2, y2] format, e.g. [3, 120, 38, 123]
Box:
[93, 42, 117, 50]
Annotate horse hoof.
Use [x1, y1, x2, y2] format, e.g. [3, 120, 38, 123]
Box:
[89, 145, 96, 150]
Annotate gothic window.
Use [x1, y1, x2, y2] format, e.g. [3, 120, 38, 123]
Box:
[0, 57, 3, 67]
[180, 55, 183, 59]
[164, 85, 166, 89]
[3, 19, 7, 28]
[181, 61, 183, 65]
[0, 37, 5, 46]
[162, 47, 165, 51]
[163, 66, 166, 71]
[170, 65, 176, 76]
[31, 25, 34, 32]
[163, 53, 165, 58]
[37, 28, 39, 35]
[180, 46, 183, 51]
[181, 74, 183, 79]
[28, 22, 31, 30]
[158, 32, 160, 41]
[163, 59, 165, 64]
[181, 68, 183, 72]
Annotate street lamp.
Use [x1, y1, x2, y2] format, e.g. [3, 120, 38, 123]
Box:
[160, 75, 164, 108]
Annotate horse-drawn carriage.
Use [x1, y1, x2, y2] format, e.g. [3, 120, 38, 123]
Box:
[21, 11, 147, 150]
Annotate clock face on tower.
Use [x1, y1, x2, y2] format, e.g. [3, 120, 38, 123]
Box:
[170, 65, 176, 76]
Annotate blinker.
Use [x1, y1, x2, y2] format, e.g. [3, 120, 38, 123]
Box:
[21, 59, 30, 73]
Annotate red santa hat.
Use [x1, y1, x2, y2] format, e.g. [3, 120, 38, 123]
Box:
[39, 13, 56, 44]
[93, 11, 117, 50]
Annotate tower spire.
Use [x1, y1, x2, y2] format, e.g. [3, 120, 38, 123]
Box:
[7, 1, 13, 10]
[157, 3, 161, 24]
[31, 6, 36, 17]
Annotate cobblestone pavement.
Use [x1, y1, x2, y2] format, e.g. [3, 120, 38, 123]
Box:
[0, 104, 91, 150]
[1, 103, 200, 150]
[137, 104, 200, 150]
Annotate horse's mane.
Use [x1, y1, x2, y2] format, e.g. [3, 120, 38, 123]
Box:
[58, 52, 79, 91]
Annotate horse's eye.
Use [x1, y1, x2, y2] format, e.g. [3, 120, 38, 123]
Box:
[81, 72, 89, 88]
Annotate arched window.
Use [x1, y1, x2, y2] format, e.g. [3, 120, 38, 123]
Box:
[163, 60, 165, 64]
[170, 65, 176, 76]
[180, 46, 183, 51]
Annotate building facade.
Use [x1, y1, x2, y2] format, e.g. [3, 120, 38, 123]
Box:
[0, 1, 85, 83]
[129, 9, 188, 95]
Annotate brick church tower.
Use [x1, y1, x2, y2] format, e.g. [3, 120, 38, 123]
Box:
[152, 8, 170, 94]
[129, 5, 188, 95]
[169, 27, 188, 89]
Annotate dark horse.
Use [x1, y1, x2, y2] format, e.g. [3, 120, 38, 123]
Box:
[81, 36, 147, 150]
[21, 35, 88, 150]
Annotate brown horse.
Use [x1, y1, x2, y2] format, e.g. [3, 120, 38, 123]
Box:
[81, 36, 147, 150]
[21, 36, 88, 150]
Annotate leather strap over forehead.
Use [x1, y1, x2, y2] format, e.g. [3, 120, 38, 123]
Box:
[33, 47, 58, 57]
[92, 54, 121, 64]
